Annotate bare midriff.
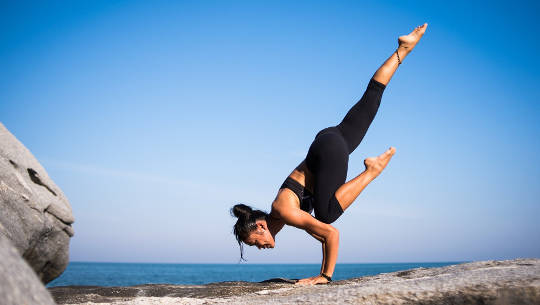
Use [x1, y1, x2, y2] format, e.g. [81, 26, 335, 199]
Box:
[287, 160, 314, 194]
[271, 159, 315, 218]
[270, 159, 314, 222]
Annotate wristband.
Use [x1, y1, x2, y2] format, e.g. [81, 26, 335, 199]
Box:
[320, 273, 332, 282]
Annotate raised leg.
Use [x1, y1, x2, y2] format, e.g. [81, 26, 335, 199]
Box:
[334, 23, 428, 211]
[335, 147, 395, 211]
[336, 78, 386, 154]
[335, 23, 428, 155]
[306, 129, 349, 224]
[372, 23, 428, 86]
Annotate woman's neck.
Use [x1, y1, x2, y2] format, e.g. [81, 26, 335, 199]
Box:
[266, 214, 285, 238]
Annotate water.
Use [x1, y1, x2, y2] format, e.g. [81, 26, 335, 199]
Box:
[46, 261, 465, 287]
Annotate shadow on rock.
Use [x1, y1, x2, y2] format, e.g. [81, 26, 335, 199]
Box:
[259, 278, 297, 284]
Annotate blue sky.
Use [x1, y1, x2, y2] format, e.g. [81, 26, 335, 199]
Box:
[1, 0, 539, 263]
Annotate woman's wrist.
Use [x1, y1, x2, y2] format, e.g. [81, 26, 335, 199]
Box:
[320, 273, 332, 282]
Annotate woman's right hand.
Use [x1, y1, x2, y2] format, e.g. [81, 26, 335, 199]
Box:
[295, 275, 329, 285]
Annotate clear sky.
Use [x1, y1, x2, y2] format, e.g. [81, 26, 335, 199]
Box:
[1, 0, 539, 263]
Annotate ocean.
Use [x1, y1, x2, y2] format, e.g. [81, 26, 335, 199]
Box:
[46, 261, 465, 287]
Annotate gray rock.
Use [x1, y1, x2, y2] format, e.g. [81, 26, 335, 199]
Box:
[49, 258, 540, 304]
[0, 233, 57, 305]
[0, 122, 74, 284]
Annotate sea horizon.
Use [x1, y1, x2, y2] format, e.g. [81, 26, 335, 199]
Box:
[65, 260, 469, 264]
[47, 261, 468, 288]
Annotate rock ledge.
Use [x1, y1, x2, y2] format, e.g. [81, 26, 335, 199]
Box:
[49, 258, 540, 304]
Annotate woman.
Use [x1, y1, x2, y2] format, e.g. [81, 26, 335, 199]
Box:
[231, 23, 428, 285]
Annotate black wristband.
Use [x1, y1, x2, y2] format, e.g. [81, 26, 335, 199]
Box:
[320, 273, 332, 282]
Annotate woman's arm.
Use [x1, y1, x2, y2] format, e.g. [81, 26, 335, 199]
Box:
[306, 231, 326, 275]
[277, 207, 339, 284]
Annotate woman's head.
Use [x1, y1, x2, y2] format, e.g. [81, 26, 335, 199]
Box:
[231, 204, 275, 260]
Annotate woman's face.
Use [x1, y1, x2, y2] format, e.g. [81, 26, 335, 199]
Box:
[244, 219, 275, 249]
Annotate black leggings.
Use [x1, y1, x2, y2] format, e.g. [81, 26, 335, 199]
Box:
[305, 77, 386, 224]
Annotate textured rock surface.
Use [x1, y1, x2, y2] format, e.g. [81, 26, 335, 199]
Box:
[0, 233, 57, 305]
[50, 258, 540, 305]
[0, 122, 74, 284]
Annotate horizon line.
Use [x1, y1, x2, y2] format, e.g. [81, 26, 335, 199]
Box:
[67, 260, 472, 265]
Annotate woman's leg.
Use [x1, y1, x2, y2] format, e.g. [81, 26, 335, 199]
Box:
[372, 23, 428, 86]
[335, 147, 395, 211]
[337, 23, 428, 154]
[336, 78, 386, 154]
[335, 23, 428, 212]
[305, 128, 349, 224]
[306, 23, 428, 220]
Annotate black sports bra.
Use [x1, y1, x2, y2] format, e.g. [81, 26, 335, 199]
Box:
[279, 176, 314, 214]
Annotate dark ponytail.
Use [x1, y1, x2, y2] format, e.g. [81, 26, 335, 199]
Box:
[230, 204, 268, 261]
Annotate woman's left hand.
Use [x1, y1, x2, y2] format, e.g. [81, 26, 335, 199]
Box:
[295, 275, 329, 285]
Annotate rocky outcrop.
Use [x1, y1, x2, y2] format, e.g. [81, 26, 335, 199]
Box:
[0, 234, 57, 305]
[0, 122, 74, 284]
[49, 258, 540, 305]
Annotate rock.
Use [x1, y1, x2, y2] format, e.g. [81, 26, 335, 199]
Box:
[49, 258, 540, 304]
[0, 233, 57, 305]
[0, 122, 74, 284]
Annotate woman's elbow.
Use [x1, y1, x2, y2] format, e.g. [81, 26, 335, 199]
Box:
[325, 226, 339, 243]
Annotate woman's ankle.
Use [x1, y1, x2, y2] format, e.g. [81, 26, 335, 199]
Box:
[396, 45, 411, 61]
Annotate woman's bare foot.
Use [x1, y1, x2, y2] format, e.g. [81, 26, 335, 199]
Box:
[364, 147, 396, 177]
[398, 23, 428, 54]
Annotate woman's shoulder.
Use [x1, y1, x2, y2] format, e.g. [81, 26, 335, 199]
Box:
[271, 188, 300, 218]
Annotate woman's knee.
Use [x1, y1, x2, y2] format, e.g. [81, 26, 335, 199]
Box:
[315, 196, 344, 224]
[314, 211, 332, 224]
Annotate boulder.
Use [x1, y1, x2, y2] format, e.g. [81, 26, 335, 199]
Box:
[0, 233, 57, 305]
[0, 122, 74, 283]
